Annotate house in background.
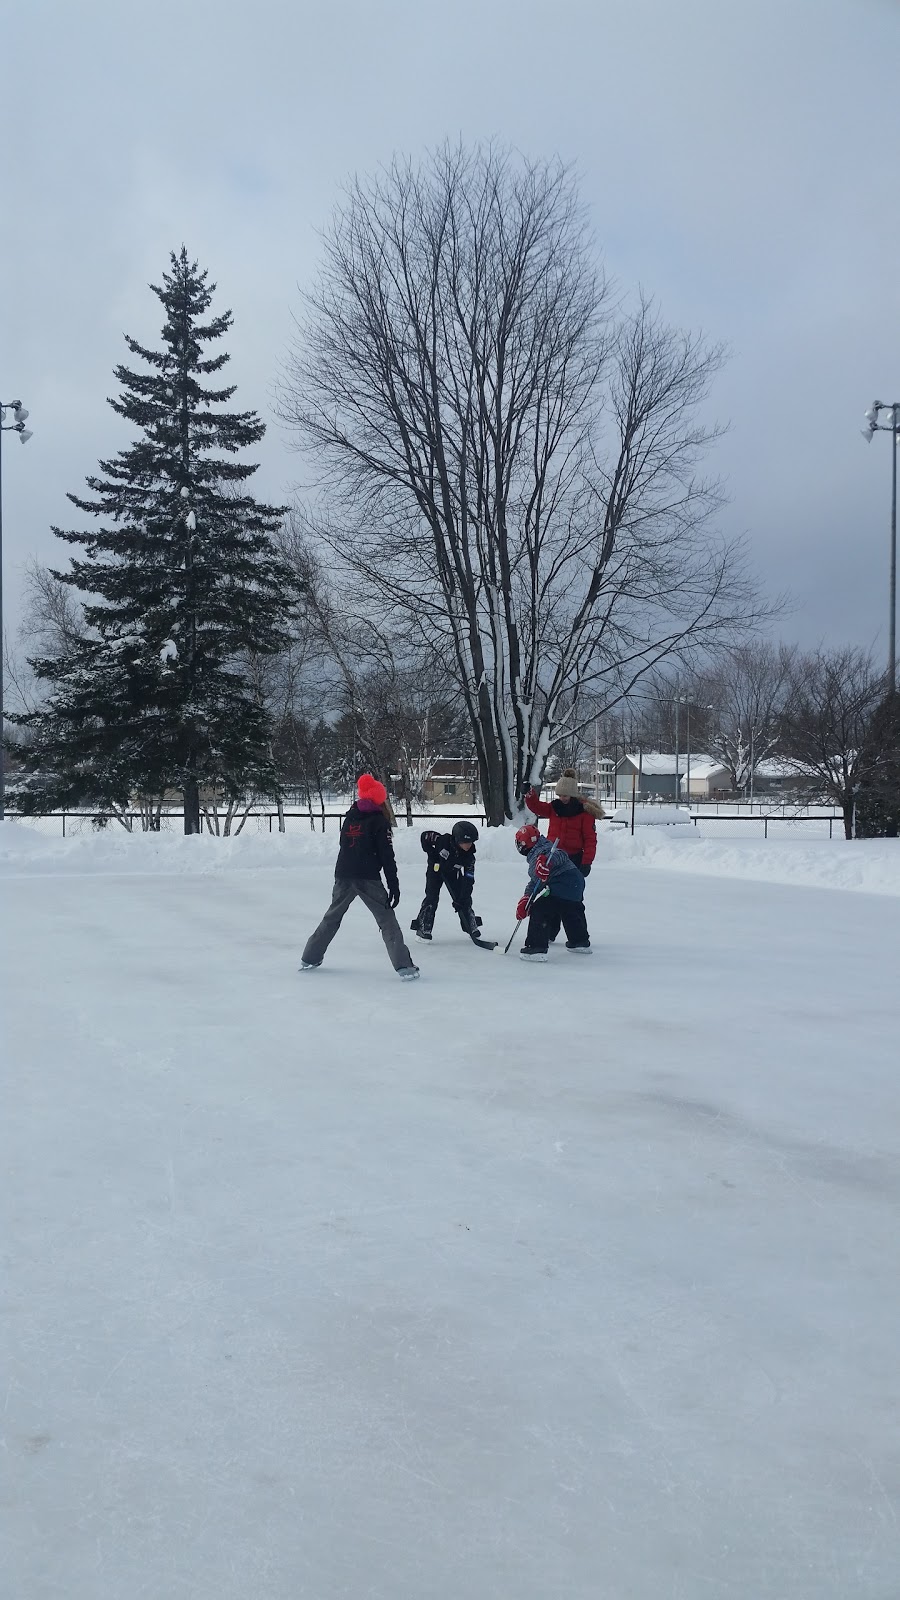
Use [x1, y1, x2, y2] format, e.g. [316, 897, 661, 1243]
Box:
[750, 757, 820, 797]
[679, 757, 733, 799]
[615, 752, 731, 801]
[419, 757, 480, 806]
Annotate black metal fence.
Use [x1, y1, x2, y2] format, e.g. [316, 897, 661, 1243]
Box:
[690, 813, 841, 839]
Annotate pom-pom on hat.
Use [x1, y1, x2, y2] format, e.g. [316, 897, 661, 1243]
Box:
[357, 773, 387, 806]
[556, 768, 580, 799]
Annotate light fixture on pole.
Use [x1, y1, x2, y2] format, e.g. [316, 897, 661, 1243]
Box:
[862, 400, 899, 694]
[0, 398, 34, 821]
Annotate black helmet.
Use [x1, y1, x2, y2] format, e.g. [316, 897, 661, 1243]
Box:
[451, 819, 479, 845]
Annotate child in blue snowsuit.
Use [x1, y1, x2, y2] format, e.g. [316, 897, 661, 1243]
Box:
[514, 823, 590, 961]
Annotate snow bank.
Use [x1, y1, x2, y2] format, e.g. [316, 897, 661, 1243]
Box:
[0, 819, 335, 876]
[0, 818, 518, 877]
[609, 804, 693, 827]
[601, 826, 900, 897]
[3, 816, 899, 897]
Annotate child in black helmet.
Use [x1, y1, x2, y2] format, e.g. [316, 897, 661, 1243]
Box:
[411, 819, 482, 940]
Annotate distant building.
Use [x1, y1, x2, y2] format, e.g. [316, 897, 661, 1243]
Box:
[615, 752, 731, 801]
[678, 757, 734, 799]
[420, 757, 480, 806]
[750, 757, 820, 797]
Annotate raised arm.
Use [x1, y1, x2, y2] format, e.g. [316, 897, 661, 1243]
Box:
[525, 789, 553, 818]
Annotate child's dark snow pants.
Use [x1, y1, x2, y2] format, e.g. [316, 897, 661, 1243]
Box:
[524, 894, 589, 954]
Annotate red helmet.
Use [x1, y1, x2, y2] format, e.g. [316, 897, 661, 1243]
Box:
[515, 823, 540, 855]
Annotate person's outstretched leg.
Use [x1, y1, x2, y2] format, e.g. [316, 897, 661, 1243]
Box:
[560, 900, 590, 950]
[301, 880, 356, 966]
[359, 880, 418, 972]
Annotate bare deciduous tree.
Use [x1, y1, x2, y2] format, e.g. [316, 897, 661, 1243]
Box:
[782, 647, 886, 837]
[687, 641, 797, 793]
[279, 143, 759, 822]
[270, 513, 467, 820]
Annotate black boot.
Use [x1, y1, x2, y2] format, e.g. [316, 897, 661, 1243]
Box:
[411, 899, 436, 940]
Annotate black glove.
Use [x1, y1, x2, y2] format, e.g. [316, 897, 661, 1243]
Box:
[388, 886, 400, 909]
[420, 830, 439, 852]
[582, 863, 591, 878]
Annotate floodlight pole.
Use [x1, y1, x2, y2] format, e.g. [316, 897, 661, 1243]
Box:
[0, 399, 33, 821]
[883, 402, 898, 694]
[0, 419, 4, 821]
[863, 401, 899, 694]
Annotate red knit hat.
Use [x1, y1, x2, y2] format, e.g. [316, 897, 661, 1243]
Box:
[357, 773, 387, 805]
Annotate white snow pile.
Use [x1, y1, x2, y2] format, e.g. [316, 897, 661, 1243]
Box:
[609, 803, 693, 827]
[602, 826, 900, 897]
[0, 818, 336, 875]
[2, 816, 900, 897]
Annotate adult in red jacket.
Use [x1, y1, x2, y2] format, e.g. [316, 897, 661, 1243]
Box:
[524, 769, 603, 872]
[524, 769, 604, 943]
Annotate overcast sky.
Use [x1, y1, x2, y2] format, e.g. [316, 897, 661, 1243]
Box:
[2, 0, 898, 661]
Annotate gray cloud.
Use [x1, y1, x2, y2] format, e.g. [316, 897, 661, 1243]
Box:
[2, 0, 897, 659]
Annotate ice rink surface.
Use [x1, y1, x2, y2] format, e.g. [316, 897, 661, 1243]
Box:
[3, 827, 899, 1598]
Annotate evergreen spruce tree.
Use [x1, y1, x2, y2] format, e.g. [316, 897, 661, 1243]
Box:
[15, 249, 296, 832]
[855, 691, 900, 838]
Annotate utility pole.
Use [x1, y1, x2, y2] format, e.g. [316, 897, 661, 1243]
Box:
[863, 401, 899, 693]
[0, 399, 34, 821]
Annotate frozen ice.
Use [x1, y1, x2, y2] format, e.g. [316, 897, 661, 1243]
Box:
[2, 823, 899, 1598]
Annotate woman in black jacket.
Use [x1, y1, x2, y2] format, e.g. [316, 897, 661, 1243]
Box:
[301, 775, 419, 978]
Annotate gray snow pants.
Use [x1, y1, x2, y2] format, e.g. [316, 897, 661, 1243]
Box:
[302, 877, 416, 972]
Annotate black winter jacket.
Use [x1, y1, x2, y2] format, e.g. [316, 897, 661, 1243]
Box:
[335, 804, 400, 897]
[420, 830, 476, 895]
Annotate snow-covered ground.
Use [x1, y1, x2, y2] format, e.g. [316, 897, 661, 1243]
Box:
[3, 821, 900, 1599]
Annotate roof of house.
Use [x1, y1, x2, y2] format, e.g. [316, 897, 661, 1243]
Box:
[681, 758, 732, 782]
[617, 752, 727, 778]
[428, 758, 477, 777]
[753, 756, 818, 780]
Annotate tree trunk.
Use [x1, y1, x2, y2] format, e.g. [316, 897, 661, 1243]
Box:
[842, 796, 854, 840]
[183, 776, 201, 835]
[473, 704, 508, 826]
[477, 755, 507, 826]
